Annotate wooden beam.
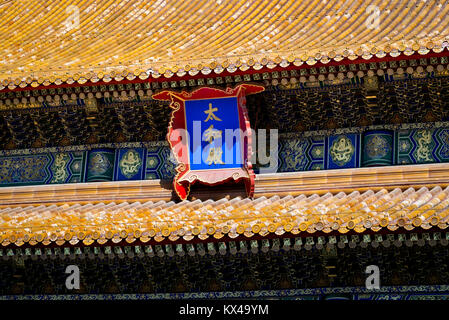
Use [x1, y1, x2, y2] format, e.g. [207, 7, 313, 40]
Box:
[254, 163, 449, 197]
[1, 163, 449, 206]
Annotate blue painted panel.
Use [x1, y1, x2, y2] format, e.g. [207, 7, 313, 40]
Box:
[326, 134, 361, 169]
[185, 97, 243, 170]
[114, 148, 146, 180]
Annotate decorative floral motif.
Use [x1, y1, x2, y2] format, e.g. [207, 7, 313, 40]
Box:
[399, 140, 411, 153]
[2, 124, 449, 187]
[1, 285, 449, 300]
[311, 145, 323, 158]
[366, 135, 391, 158]
[0, 155, 49, 184]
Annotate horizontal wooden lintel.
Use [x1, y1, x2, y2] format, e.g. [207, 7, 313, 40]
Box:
[0, 163, 448, 206]
[254, 163, 449, 197]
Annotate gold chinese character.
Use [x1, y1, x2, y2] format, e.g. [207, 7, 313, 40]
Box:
[203, 125, 222, 143]
[206, 147, 224, 165]
[204, 103, 222, 122]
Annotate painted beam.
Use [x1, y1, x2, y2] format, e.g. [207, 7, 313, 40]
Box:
[0, 163, 449, 206]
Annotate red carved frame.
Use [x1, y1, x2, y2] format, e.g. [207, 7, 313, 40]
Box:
[152, 84, 264, 200]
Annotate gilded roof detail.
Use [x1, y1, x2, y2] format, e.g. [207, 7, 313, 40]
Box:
[1, 186, 448, 247]
[0, 0, 448, 89]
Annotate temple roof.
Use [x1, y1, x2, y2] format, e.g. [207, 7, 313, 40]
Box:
[0, 0, 449, 89]
[1, 186, 448, 247]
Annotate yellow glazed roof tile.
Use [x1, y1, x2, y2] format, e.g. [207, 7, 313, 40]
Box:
[1, 186, 449, 247]
[0, 0, 448, 89]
